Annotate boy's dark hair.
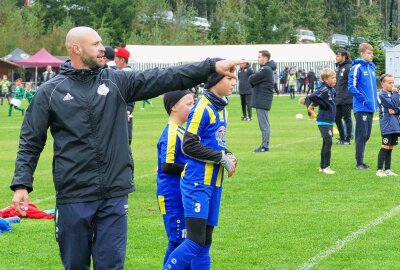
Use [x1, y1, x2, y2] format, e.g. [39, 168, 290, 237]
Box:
[335, 48, 350, 60]
[380, 73, 393, 83]
[258, 50, 271, 60]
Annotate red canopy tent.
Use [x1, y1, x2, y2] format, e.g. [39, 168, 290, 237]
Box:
[15, 48, 64, 85]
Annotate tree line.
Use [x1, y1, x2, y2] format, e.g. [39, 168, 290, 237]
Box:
[2, 0, 398, 73]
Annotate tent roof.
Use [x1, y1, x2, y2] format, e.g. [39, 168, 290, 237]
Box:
[15, 48, 64, 67]
[2, 48, 31, 62]
[126, 43, 335, 64]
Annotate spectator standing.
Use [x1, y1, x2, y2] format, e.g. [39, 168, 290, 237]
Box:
[39, 65, 56, 86]
[299, 69, 307, 94]
[9, 26, 243, 270]
[249, 50, 276, 152]
[335, 48, 353, 145]
[306, 69, 317, 95]
[348, 43, 378, 170]
[273, 70, 280, 95]
[114, 46, 135, 145]
[287, 68, 297, 100]
[238, 62, 254, 121]
[279, 67, 289, 93]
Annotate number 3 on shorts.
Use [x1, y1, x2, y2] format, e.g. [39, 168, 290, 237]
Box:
[195, 203, 201, 213]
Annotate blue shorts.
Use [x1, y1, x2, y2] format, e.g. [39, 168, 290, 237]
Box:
[162, 211, 187, 243]
[180, 178, 222, 227]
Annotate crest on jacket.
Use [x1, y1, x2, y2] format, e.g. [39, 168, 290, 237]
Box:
[97, 83, 109, 96]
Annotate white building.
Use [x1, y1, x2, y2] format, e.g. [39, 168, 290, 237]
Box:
[386, 46, 400, 85]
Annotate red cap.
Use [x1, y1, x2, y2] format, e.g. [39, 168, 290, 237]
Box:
[114, 47, 130, 59]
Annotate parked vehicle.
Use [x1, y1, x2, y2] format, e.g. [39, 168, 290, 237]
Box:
[380, 40, 393, 50]
[295, 29, 316, 43]
[331, 33, 349, 47]
[350, 36, 367, 46]
[192, 17, 211, 32]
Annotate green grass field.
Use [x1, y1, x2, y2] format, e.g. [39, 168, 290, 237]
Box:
[1, 95, 400, 270]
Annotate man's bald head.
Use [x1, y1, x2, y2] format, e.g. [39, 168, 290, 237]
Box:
[65, 27, 99, 53]
[65, 27, 105, 69]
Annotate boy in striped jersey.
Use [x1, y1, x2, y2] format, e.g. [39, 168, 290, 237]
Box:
[157, 90, 195, 268]
[163, 60, 237, 270]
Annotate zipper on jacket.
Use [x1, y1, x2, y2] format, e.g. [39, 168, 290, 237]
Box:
[367, 65, 377, 112]
[87, 97, 105, 199]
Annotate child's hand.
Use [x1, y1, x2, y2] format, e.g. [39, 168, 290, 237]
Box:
[388, 108, 395, 114]
[226, 153, 237, 167]
[227, 165, 236, 177]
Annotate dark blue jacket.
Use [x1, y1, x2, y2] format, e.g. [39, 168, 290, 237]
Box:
[249, 60, 277, 110]
[309, 83, 336, 123]
[348, 58, 378, 113]
[377, 90, 400, 135]
[238, 64, 254, 95]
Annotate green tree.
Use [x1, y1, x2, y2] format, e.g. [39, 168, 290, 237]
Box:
[351, 2, 385, 74]
[245, 0, 291, 44]
[212, 0, 248, 44]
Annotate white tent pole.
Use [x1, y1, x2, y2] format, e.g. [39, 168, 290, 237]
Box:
[35, 66, 38, 88]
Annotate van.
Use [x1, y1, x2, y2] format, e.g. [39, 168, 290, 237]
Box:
[295, 29, 316, 43]
[331, 33, 349, 47]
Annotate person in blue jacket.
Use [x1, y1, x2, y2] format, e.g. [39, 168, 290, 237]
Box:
[348, 43, 378, 170]
[376, 74, 400, 177]
[308, 68, 337, 174]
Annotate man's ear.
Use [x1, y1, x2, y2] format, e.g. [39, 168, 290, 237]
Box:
[72, 44, 81, 55]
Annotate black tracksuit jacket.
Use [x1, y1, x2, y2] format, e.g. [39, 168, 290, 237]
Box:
[11, 59, 215, 204]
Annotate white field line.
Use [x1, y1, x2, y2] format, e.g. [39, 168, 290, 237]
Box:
[298, 204, 400, 270]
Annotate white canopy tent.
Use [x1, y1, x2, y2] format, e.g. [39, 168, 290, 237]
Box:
[126, 43, 336, 73]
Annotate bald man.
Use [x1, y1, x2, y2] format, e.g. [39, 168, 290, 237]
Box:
[9, 26, 245, 269]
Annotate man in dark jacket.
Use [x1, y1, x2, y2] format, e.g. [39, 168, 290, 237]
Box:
[238, 62, 254, 120]
[38, 65, 56, 86]
[335, 48, 353, 145]
[249, 50, 277, 152]
[10, 26, 243, 270]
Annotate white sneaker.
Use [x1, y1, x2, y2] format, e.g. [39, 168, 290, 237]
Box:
[321, 166, 335, 174]
[376, 170, 387, 177]
[385, 169, 398, 176]
[140, 107, 145, 110]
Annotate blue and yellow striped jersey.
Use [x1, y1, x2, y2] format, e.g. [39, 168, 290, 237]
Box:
[182, 95, 228, 187]
[156, 121, 187, 213]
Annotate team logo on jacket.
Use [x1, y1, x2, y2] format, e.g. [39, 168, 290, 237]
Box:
[215, 126, 226, 147]
[97, 83, 109, 96]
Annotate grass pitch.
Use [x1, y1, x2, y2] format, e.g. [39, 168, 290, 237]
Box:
[1, 95, 400, 270]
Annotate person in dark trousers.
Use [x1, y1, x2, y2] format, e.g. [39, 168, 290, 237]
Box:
[299, 69, 307, 94]
[9, 26, 243, 270]
[308, 68, 337, 174]
[348, 43, 378, 170]
[238, 62, 254, 121]
[375, 74, 400, 177]
[279, 67, 289, 94]
[335, 48, 353, 145]
[306, 69, 317, 95]
[249, 50, 276, 152]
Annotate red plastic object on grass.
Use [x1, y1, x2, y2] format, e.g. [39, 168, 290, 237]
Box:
[0, 202, 54, 219]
